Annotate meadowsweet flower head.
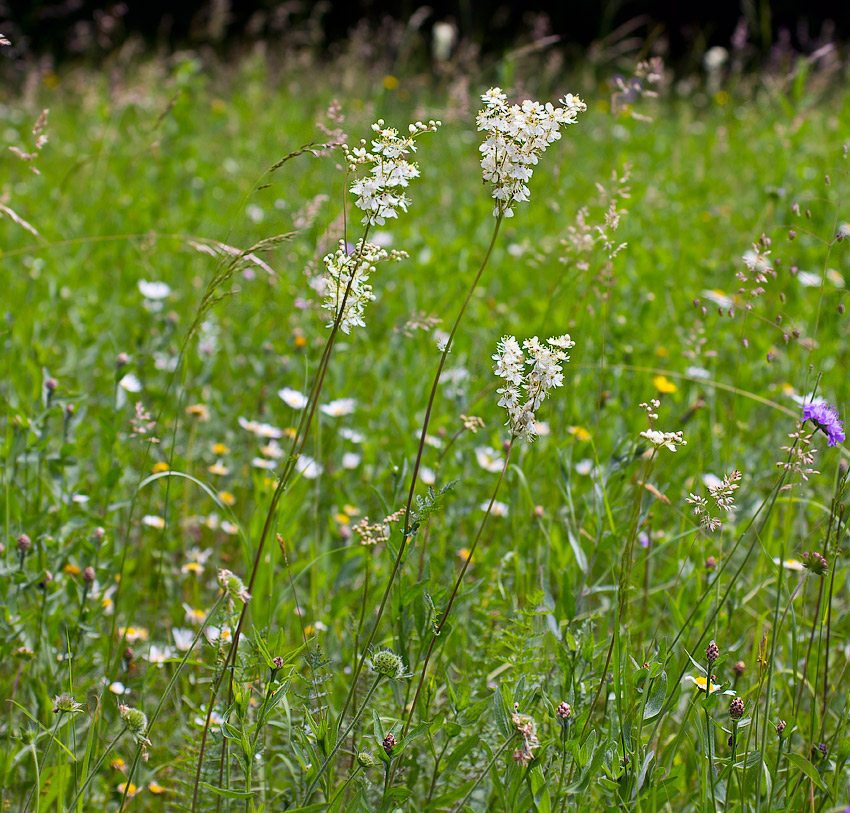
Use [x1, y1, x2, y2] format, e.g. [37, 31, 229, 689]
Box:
[344, 118, 440, 226]
[638, 399, 686, 453]
[477, 88, 586, 218]
[640, 428, 686, 453]
[801, 400, 845, 447]
[687, 470, 741, 532]
[492, 334, 574, 441]
[318, 239, 407, 334]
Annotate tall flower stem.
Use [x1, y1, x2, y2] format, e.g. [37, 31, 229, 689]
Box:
[191, 231, 371, 813]
[336, 215, 503, 733]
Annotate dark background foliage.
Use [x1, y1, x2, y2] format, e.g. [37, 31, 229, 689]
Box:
[2, 0, 849, 67]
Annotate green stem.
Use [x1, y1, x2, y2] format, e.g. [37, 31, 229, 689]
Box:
[337, 216, 503, 733]
[67, 726, 127, 811]
[303, 674, 383, 803]
[22, 713, 63, 813]
[450, 733, 518, 813]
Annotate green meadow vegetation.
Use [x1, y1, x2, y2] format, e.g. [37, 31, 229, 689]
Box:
[1, 38, 850, 812]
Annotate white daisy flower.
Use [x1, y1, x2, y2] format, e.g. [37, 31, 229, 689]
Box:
[342, 452, 362, 469]
[295, 455, 323, 479]
[119, 374, 143, 392]
[138, 280, 171, 300]
[320, 398, 357, 417]
[475, 446, 504, 473]
[279, 388, 308, 409]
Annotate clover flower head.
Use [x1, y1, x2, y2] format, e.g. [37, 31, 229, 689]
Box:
[344, 118, 440, 226]
[801, 400, 845, 447]
[477, 87, 586, 218]
[492, 334, 574, 442]
[318, 239, 407, 334]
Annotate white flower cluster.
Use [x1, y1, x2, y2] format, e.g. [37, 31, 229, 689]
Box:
[640, 429, 687, 453]
[493, 334, 575, 441]
[345, 118, 440, 226]
[319, 240, 407, 333]
[638, 400, 686, 453]
[687, 470, 742, 532]
[477, 87, 586, 218]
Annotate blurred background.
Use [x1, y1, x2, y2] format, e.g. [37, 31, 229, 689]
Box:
[2, 0, 849, 74]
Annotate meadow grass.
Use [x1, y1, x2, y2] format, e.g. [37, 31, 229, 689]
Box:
[1, 45, 849, 812]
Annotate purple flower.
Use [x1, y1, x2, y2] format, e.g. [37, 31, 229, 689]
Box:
[801, 401, 845, 447]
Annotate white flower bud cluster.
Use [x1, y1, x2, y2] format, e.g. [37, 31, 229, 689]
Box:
[477, 87, 586, 218]
[344, 119, 441, 226]
[318, 240, 408, 334]
[493, 334, 575, 442]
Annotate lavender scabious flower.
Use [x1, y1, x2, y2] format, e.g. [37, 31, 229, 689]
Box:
[801, 401, 845, 447]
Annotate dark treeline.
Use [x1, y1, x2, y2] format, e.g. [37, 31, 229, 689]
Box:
[2, 0, 849, 67]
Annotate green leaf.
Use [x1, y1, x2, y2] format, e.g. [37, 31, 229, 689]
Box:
[786, 752, 830, 794]
[199, 782, 254, 800]
[643, 670, 667, 719]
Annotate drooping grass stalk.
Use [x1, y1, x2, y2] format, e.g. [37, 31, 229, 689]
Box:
[335, 215, 504, 733]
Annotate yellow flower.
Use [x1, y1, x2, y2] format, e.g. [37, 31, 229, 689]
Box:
[148, 782, 166, 795]
[218, 491, 236, 506]
[111, 757, 125, 771]
[568, 426, 591, 442]
[343, 504, 360, 517]
[458, 548, 471, 560]
[284, 427, 297, 439]
[117, 782, 137, 795]
[119, 626, 149, 643]
[335, 513, 350, 525]
[655, 346, 669, 358]
[152, 462, 170, 473]
[212, 442, 230, 455]
[684, 675, 720, 693]
[208, 460, 229, 476]
[773, 557, 804, 571]
[186, 404, 210, 421]
[181, 561, 204, 576]
[185, 607, 206, 625]
[383, 74, 399, 90]
[64, 564, 82, 576]
[293, 333, 308, 348]
[652, 375, 678, 394]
